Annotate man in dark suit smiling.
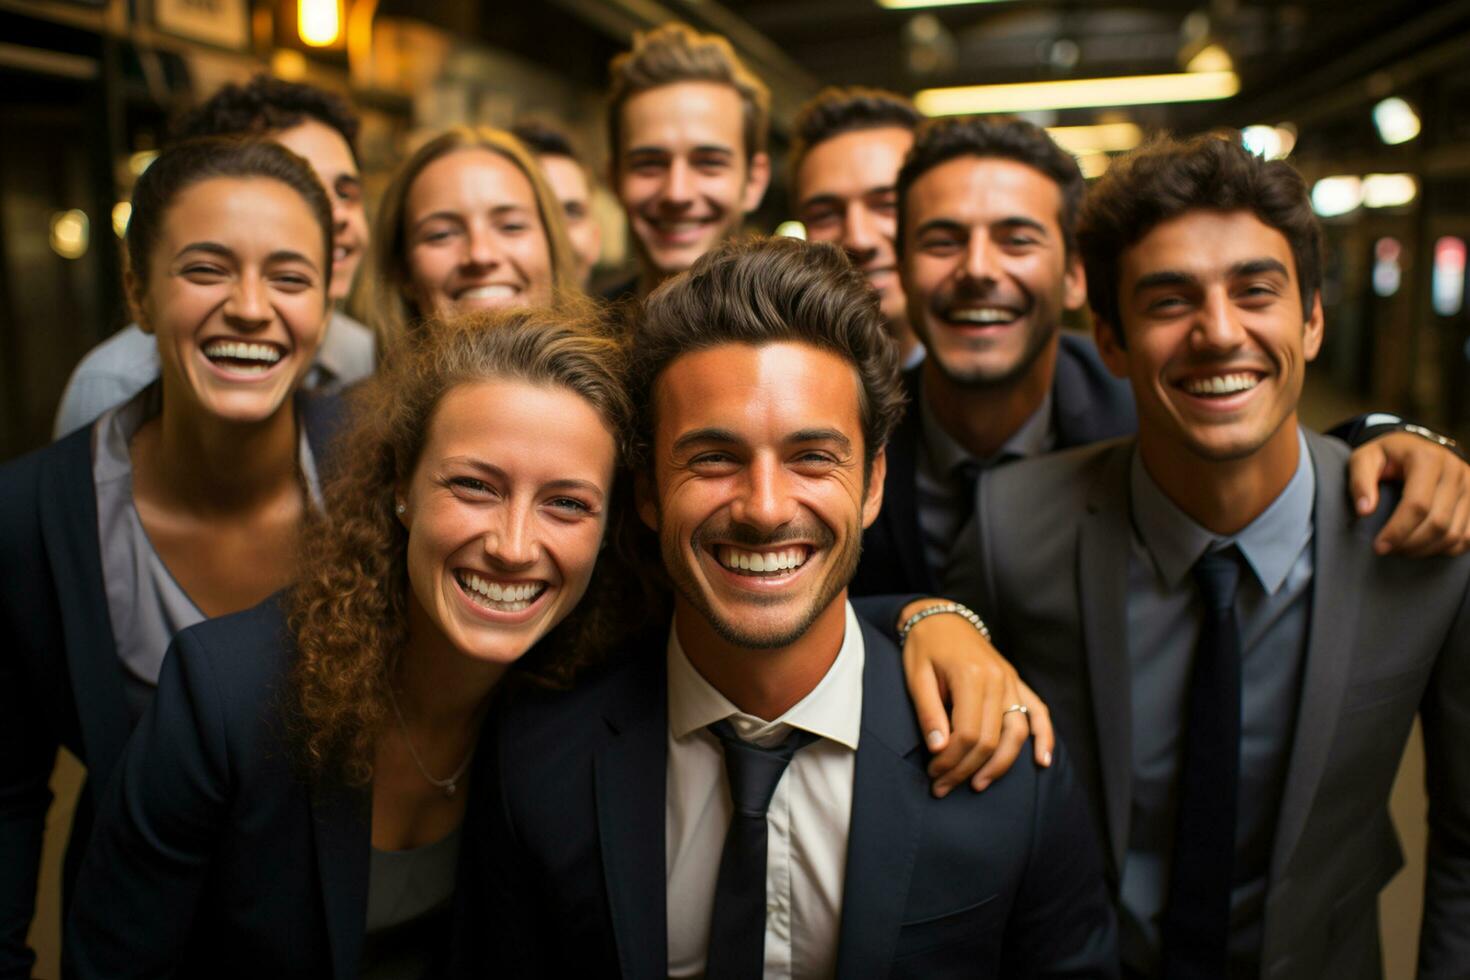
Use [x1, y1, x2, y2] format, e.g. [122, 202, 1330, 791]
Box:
[455, 237, 1117, 978]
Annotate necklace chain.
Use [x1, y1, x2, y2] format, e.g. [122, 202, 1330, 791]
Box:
[387, 686, 475, 798]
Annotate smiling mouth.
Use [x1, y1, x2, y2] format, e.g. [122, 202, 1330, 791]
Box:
[455, 570, 548, 612]
[202, 339, 285, 375]
[648, 217, 715, 237]
[333, 245, 356, 264]
[715, 545, 811, 577]
[1179, 372, 1263, 397]
[943, 306, 1022, 327]
[455, 284, 521, 304]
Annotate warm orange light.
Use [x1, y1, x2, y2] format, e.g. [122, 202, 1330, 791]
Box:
[298, 0, 341, 47]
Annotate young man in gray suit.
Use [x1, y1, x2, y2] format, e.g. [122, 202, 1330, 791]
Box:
[945, 134, 1470, 979]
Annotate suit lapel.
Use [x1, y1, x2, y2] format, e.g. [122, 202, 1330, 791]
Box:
[309, 777, 371, 980]
[1268, 435, 1371, 880]
[1076, 446, 1135, 876]
[834, 620, 928, 977]
[37, 430, 130, 784]
[595, 655, 669, 979]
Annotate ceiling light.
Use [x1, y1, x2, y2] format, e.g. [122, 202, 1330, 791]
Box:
[774, 221, 807, 240]
[1046, 122, 1142, 155]
[1373, 97, 1420, 145]
[111, 201, 131, 238]
[1075, 152, 1110, 179]
[1311, 176, 1363, 218]
[50, 210, 89, 260]
[1240, 124, 1296, 161]
[877, 0, 1014, 8]
[1184, 43, 1233, 73]
[1362, 173, 1417, 208]
[298, 0, 342, 47]
[915, 71, 1239, 115]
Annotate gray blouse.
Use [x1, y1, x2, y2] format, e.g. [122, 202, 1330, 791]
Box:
[92, 385, 323, 724]
[360, 827, 463, 980]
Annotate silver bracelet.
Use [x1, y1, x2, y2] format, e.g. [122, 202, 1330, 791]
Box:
[897, 601, 991, 646]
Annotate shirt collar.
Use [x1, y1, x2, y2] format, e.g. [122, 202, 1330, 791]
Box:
[1129, 427, 1315, 595]
[917, 374, 1056, 478]
[311, 309, 356, 382]
[667, 602, 864, 751]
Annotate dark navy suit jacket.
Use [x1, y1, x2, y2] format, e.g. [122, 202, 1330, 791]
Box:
[0, 392, 346, 978]
[62, 597, 397, 980]
[851, 334, 1137, 597]
[452, 616, 1119, 978]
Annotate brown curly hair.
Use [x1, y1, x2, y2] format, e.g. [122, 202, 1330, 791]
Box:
[286, 300, 645, 784]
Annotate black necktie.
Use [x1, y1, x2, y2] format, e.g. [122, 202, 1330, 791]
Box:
[704, 719, 820, 980]
[1161, 546, 1243, 980]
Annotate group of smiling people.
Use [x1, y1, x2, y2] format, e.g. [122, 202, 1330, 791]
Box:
[3, 18, 1470, 980]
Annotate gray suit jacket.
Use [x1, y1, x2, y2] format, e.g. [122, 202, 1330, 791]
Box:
[946, 429, 1470, 980]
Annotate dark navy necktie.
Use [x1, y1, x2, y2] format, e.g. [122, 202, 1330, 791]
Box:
[704, 719, 820, 980]
[1161, 546, 1244, 980]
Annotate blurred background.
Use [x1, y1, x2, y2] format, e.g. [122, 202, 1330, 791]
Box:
[3, 0, 1463, 975]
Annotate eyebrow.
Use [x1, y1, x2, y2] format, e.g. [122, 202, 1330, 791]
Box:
[174, 242, 319, 271]
[411, 205, 529, 230]
[1132, 257, 1291, 295]
[790, 428, 853, 454]
[672, 427, 741, 454]
[671, 427, 854, 455]
[625, 144, 735, 158]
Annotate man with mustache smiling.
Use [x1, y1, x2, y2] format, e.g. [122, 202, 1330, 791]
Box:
[456, 238, 1117, 977]
[851, 114, 1470, 600]
[600, 23, 771, 304]
[944, 133, 1470, 980]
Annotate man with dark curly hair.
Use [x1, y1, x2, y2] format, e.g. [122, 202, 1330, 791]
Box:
[53, 75, 375, 438]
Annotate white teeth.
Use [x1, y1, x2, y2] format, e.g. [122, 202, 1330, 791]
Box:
[1183, 373, 1260, 396]
[334, 247, 349, 261]
[456, 571, 546, 611]
[458, 284, 518, 302]
[203, 341, 283, 365]
[655, 220, 705, 233]
[949, 308, 1018, 324]
[716, 546, 808, 574]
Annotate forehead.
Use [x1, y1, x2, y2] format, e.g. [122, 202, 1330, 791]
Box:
[906, 155, 1064, 233]
[653, 342, 864, 442]
[407, 148, 536, 215]
[161, 176, 323, 256]
[1121, 209, 1298, 286]
[274, 118, 357, 179]
[537, 154, 590, 204]
[424, 379, 616, 483]
[620, 81, 745, 154]
[796, 126, 913, 201]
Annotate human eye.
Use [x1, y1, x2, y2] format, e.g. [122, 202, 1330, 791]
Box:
[546, 495, 596, 517]
[918, 234, 962, 256]
[688, 450, 738, 474]
[693, 153, 731, 173]
[445, 475, 496, 498]
[181, 262, 227, 282]
[272, 271, 316, 292]
[417, 223, 460, 245]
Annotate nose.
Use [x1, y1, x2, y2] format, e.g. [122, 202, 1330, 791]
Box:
[462, 224, 501, 272]
[961, 235, 997, 286]
[663, 158, 694, 206]
[484, 499, 539, 569]
[728, 454, 800, 535]
[842, 202, 879, 264]
[1193, 285, 1248, 351]
[223, 271, 271, 332]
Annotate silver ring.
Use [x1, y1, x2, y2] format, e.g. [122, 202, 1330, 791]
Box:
[1003, 704, 1028, 717]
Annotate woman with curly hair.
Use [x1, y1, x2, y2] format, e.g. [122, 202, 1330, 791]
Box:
[65, 305, 642, 979]
[361, 126, 580, 362]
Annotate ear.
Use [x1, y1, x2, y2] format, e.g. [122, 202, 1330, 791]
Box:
[1062, 253, 1088, 312]
[1094, 316, 1130, 380]
[861, 446, 887, 530]
[741, 152, 772, 214]
[635, 469, 659, 532]
[125, 269, 153, 335]
[1302, 290, 1325, 362]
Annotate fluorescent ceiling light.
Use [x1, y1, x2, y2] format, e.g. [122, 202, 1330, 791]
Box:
[1046, 122, 1142, 155]
[1184, 43, 1233, 73]
[915, 71, 1239, 115]
[877, 0, 1014, 8]
[1362, 173, 1417, 208]
[1373, 97, 1420, 145]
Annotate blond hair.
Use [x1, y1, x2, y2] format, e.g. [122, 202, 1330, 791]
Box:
[363, 126, 577, 360]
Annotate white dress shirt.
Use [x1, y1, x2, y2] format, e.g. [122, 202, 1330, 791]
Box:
[666, 602, 866, 980]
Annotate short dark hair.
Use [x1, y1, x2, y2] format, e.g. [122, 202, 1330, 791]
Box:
[1077, 133, 1323, 339]
[789, 86, 922, 183]
[895, 115, 1084, 257]
[126, 136, 334, 297]
[607, 22, 770, 166]
[173, 74, 360, 165]
[631, 237, 905, 474]
[511, 118, 581, 163]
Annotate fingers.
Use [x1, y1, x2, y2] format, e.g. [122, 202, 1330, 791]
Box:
[1373, 451, 1443, 555]
[903, 652, 951, 754]
[927, 662, 1003, 797]
[1447, 492, 1470, 557]
[969, 707, 1028, 792]
[1347, 441, 1386, 516]
[1018, 679, 1054, 769]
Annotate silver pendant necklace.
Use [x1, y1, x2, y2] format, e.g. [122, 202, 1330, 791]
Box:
[387, 685, 474, 798]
